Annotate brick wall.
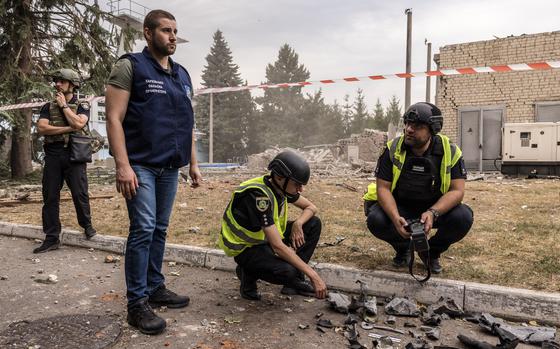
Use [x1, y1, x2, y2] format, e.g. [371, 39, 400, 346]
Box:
[435, 31, 560, 142]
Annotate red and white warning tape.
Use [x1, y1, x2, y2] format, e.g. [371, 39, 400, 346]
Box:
[0, 96, 106, 112]
[1, 61, 559, 111]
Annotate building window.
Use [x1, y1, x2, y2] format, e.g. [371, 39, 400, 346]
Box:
[535, 102, 560, 122]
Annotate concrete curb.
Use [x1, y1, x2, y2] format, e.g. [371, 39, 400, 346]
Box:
[1, 221, 559, 325]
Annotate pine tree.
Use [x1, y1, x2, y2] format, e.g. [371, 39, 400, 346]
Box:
[385, 95, 402, 130]
[371, 98, 387, 131]
[0, 0, 125, 178]
[257, 44, 310, 149]
[341, 94, 353, 137]
[351, 89, 369, 134]
[194, 30, 254, 162]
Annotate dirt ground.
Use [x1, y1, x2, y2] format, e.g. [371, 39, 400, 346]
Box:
[0, 170, 559, 292]
[1, 236, 552, 349]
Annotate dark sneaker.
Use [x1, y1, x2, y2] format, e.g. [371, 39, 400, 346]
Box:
[281, 279, 316, 297]
[33, 238, 60, 254]
[148, 284, 190, 309]
[235, 265, 261, 301]
[84, 226, 96, 240]
[127, 300, 166, 335]
[418, 252, 443, 274]
[392, 249, 411, 267]
[430, 258, 443, 274]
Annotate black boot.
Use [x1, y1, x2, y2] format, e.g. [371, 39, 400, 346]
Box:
[33, 238, 60, 254]
[392, 248, 411, 267]
[235, 265, 261, 300]
[281, 279, 316, 297]
[148, 284, 190, 308]
[84, 226, 96, 240]
[127, 299, 166, 335]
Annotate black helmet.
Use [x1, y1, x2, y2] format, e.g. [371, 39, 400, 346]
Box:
[268, 151, 310, 185]
[403, 102, 443, 134]
[50, 68, 81, 88]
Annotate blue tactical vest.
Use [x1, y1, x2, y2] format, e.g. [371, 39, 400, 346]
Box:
[121, 47, 194, 168]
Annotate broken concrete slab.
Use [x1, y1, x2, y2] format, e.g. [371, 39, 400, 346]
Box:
[479, 313, 556, 345]
[464, 281, 560, 325]
[163, 242, 206, 267]
[11, 224, 43, 240]
[314, 263, 465, 306]
[0, 222, 15, 236]
[61, 230, 126, 254]
[384, 297, 420, 317]
[328, 292, 352, 313]
[204, 248, 236, 272]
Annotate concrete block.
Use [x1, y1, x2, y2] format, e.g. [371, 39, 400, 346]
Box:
[163, 243, 206, 267]
[464, 282, 560, 325]
[61, 230, 126, 254]
[314, 263, 464, 306]
[11, 224, 43, 240]
[0, 221, 15, 236]
[205, 248, 236, 272]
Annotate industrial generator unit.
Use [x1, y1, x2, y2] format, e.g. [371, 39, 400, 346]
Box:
[501, 122, 560, 175]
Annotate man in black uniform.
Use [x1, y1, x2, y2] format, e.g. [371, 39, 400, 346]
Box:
[219, 151, 327, 300]
[33, 69, 96, 253]
[364, 102, 473, 273]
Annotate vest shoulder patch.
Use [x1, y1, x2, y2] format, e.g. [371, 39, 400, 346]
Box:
[79, 101, 90, 111]
[255, 196, 270, 212]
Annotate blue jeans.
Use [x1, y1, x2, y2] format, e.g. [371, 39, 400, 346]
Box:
[125, 165, 178, 306]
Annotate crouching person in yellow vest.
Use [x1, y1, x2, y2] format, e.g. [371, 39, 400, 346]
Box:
[364, 102, 473, 274]
[219, 151, 327, 300]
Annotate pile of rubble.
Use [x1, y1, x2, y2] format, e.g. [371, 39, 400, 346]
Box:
[245, 128, 387, 177]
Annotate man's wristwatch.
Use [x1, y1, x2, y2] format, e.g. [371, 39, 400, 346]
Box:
[62, 104, 69, 109]
[427, 208, 440, 221]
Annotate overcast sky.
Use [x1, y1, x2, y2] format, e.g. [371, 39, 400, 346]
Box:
[106, 0, 560, 110]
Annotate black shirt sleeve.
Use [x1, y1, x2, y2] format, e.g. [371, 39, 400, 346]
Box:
[231, 188, 275, 232]
[76, 102, 91, 122]
[374, 147, 393, 181]
[451, 157, 467, 179]
[39, 103, 50, 120]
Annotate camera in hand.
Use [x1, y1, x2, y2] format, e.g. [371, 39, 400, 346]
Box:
[406, 219, 429, 253]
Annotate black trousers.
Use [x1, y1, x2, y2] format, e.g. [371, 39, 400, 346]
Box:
[234, 216, 322, 287]
[42, 151, 92, 239]
[366, 202, 473, 258]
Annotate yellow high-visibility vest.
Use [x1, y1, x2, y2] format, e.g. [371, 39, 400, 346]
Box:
[219, 176, 288, 257]
[363, 134, 462, 201]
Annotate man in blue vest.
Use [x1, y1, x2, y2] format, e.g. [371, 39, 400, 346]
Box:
[364, 102, 473, 274]
[219, 151, 327, 301]
[106, 9, 202, 335]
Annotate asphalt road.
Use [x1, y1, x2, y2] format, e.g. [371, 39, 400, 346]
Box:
[0, 236, 547, 349]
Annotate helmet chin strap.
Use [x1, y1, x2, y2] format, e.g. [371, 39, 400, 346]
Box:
[272, 175, 298, 200]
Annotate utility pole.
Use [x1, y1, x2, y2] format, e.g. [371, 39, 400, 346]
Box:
[425, 39, 432, 103]
[404, 8, 412, 110]
[209, 93, 214, 164]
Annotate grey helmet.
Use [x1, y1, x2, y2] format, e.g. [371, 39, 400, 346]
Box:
[50, 68, 81, 88]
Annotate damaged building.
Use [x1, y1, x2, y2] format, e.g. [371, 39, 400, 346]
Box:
[435, 30, 560, 173]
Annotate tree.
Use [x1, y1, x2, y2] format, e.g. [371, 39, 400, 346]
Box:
[194, 30, 254, 162]
[0, 0, 124, 178]
[370, 98, 387, 131]
[341, 94, 353, 137]
[351, 88, 369, 134]
[385, 95, 402, 130]
[257, 44, 310, 149]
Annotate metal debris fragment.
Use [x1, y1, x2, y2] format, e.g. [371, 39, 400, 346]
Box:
[385, 297, 420, 317]
[328, 292, 351, 313]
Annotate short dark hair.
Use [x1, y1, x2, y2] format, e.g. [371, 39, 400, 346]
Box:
[143, 9, 175, 32]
